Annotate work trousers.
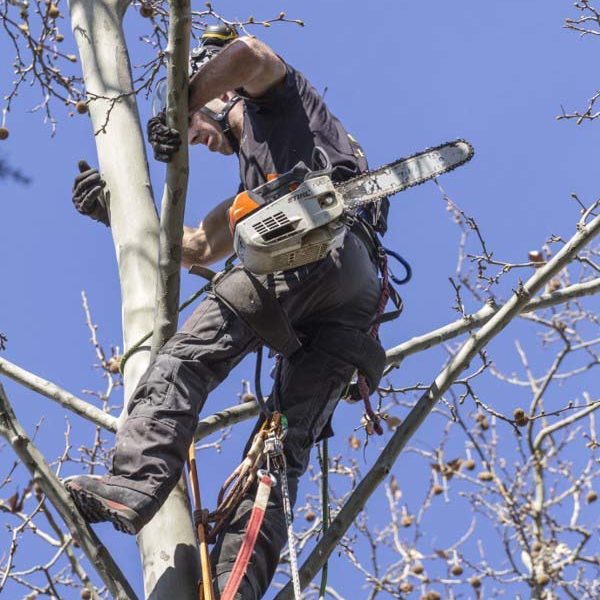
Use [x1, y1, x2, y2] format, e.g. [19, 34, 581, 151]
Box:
[107, 228, 381, 599]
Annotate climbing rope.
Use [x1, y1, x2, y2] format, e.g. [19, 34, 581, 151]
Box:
[220, 470, 277, 600]
[267, 436, 302, 599]
[317, 439, 330, 600]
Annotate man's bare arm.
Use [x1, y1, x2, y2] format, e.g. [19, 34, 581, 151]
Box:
[182, 197, 234, 269]
[189, 37, 286, 113]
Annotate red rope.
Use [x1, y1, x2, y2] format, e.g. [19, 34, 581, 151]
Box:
[358, 251, 390, 436]
[220, 473, 274, 600]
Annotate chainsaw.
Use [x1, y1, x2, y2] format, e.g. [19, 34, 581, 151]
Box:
[228, 140, 474, 275]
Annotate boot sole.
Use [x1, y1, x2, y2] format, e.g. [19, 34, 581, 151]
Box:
[65, 481, 142, 535]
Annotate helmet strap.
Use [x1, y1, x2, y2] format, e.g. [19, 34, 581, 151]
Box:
[199, 95, 242, 154]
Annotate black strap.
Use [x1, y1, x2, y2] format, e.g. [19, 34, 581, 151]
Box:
[309, 325, 386, 393]
[253, 346, 272, 419]
[199, 95, 242, 154]
[212, 267, 302, 359]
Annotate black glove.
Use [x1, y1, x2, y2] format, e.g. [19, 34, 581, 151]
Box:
[147, 111, 182, 163]
[72, 160, 110, 227]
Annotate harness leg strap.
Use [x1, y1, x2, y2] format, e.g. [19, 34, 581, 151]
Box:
[212, 267, 302, 359]
[309, 325, 386, 393]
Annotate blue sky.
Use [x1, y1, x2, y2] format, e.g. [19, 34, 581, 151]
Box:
[1, 1, 599, 598]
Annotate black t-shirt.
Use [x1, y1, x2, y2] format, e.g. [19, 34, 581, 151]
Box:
[236, 61, 388, 234]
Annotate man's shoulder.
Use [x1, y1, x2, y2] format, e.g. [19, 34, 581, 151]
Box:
[238, 58, 318, 110]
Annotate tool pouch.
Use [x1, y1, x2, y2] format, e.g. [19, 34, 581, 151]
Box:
[212, 266, 302, 359]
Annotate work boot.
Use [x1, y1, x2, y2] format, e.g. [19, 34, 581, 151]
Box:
[64, 475, 159, 535]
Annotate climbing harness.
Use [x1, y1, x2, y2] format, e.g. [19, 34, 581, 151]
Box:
[220, 470, 277, 600]
[213, 411, 305, 600]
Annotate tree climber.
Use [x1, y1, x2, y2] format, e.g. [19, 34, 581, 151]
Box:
[67, 25, 391, 599]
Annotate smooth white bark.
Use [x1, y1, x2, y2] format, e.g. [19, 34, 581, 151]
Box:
[68, 0, 158, 404]
[150, 0, 190, 357]
[67, 1, 198, 597]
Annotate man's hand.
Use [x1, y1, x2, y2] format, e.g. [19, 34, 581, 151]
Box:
[147, 111, 182, 163]
[72, 161, 110, 227]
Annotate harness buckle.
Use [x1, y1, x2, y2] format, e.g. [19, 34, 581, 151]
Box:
[264, 432, 284, 458]
[256, 469, 277, 486]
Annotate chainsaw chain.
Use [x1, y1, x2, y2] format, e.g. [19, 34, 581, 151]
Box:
[336, 139, 475, 210]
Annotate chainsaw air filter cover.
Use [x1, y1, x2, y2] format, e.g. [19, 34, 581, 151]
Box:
[233, 175, 346, 274]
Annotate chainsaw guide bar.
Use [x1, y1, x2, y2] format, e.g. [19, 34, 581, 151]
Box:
[231, 139, 475, 274]
[337, 139, 475, 210]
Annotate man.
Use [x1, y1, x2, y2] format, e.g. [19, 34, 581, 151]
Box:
[69, 27, 388, 599]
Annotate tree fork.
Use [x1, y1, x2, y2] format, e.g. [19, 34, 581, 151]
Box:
[67, 1, 199, 598]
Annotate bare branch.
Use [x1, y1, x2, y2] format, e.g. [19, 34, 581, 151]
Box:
[385, 277, 600, 371]
[0, 384, 137, 599]
[150, 0, 190, 357]
[0, 357, 117, 432]
[275, 211, 600, 598]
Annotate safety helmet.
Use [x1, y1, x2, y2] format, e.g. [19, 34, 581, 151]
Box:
[191, 23, 242, 152]
[190, 23, 238, 76]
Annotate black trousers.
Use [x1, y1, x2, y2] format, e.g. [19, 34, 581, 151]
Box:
[106, 229, 381, 599]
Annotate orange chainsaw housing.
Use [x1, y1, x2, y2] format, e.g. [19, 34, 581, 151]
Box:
[228, 174, 281, 233]
[228, 190, 261, 234]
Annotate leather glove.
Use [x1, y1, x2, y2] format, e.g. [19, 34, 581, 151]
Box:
[147, 111, 181, 162]
[72, 160, 110, 227]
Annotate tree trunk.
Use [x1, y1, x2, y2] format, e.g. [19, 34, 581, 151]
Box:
[67, 1, 199, 597]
